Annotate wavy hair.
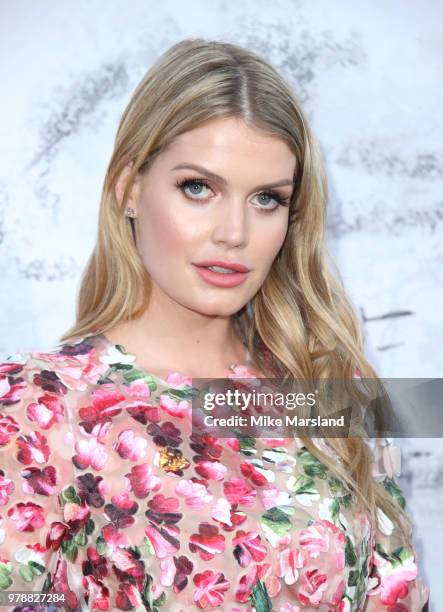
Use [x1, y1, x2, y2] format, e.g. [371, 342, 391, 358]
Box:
[59, 38, 413, 546]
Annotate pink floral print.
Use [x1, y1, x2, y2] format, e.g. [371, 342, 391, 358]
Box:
[0, 333, 430, 610]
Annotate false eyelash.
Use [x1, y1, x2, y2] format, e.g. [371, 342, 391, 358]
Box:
[175, 177, 211, 194]
[175, 176, 291, 208]
[265, 192, 291, 206]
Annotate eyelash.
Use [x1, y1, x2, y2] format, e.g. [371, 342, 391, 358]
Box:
[175, 177, 291, 212]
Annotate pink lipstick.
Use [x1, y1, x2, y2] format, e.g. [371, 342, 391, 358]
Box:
[192, 260, 250, 288]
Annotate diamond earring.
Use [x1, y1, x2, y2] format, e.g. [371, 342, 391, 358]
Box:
[125, 207, 137, 218]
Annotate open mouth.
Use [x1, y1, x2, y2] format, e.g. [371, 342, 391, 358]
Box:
[192, 264, 249, 287]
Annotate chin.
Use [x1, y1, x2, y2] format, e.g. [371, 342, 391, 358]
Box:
[190, 300, 242, 318]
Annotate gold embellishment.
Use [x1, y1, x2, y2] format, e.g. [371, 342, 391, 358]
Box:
[158, 447, 190, 474]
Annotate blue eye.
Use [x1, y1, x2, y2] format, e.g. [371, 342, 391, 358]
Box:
[254, 191, 290, 211]
[176, 178, 212, 199]
[175, 177, 290, 212]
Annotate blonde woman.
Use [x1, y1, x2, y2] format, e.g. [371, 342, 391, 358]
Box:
[0, 39, 430, 611]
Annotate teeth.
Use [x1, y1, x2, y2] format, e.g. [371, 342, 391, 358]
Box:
[207, 265, 236, 273]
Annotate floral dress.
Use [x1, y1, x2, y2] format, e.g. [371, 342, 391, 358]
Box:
[0, 333, 430, 611]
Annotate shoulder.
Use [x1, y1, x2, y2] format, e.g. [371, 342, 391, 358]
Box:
[0, 334, 106, 405]
[0, 351, 58, 407]
[0, 349, 71, 438]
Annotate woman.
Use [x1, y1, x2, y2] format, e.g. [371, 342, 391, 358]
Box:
[0, 39, 430, 610]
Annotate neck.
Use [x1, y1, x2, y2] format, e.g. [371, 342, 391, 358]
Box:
[104, 297, 248, 377]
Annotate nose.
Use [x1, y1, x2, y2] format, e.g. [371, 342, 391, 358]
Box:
[211, 196, 249, 248]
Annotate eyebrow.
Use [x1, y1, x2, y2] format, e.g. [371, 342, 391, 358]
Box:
[171, 163, 295, 191]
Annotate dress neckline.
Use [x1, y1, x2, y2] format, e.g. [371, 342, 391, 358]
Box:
[92, 332, 252, 384]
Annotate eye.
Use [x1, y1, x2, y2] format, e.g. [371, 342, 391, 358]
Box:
[253, 191, 291, 212]
[175, 176, 291, 212]
[175, 177, 213, 200]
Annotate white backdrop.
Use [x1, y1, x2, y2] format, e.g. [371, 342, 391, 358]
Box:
[0, 0, 441, 605]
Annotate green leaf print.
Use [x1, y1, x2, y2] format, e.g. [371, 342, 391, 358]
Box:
[73, 528, 87, 546]
[95, 533, 112, 556]
[339, 493, 353, 509]
[354, 576, 369, 608]
[329, 498, 340, 521]
[382, 477, 406, 509]
[41, 571, 53, 593]
[262, 446, 290, 464]
[141, 572, 166, 611]
[346, 564, 370, 609]
[261, 506, 294, 537]
[60, 485, 82, 506]
[61, 538, 78, 563]
[394, 546, 413, 564]
[163, 386, 200, 401]
[376, 544, 413, 568]
[28, 560, 45, 577]
[123, 368, 158, 391]
[328, 476, 349, 496]
[249, 577, 272, 612]
[142, 535, 156, 557]
[61, 485, 77, 501]
[361, 557, 368, 578]
[328, 476, 354, 509]
[0, 561, 12, 590]
[19, 564, 36, 583]
[110, 349, 134, 369]
[288, 474, 318, 497]
[19, 561, 46, 582]
[375, 542, 391, 562]
[236, 435, 258, 456]
[152, 591, 167, 608]
[127, 545, 142, 560]
[345, 535, 357, 566]
[297, 448, 328, 479]
[348, 569, 359, 586]
[97, 371, 118, 385]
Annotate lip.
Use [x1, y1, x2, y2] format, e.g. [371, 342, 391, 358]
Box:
[192, 264, 249, 288]
[194, 260, 250, 272]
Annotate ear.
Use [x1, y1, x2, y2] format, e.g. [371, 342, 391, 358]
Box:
[115, 161, 141, 212]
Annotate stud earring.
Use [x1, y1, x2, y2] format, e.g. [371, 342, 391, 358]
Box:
[125, 207, 137, 218]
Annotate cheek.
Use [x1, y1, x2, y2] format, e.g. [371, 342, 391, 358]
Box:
[256, 217, 288, 261]
[135, 204, 199, 272]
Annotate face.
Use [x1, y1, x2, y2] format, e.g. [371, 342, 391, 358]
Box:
[118, 116, 296, 317]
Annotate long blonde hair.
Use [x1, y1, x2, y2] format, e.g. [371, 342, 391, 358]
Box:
[59, 38, 412, 546]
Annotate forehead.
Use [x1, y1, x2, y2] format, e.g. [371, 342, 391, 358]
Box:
[154, 116, 297, 178]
